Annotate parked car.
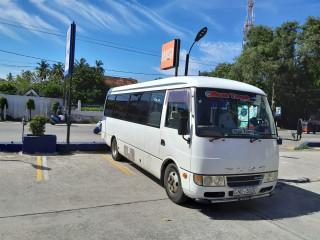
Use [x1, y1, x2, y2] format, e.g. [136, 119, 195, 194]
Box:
[307, 120, 320, 134]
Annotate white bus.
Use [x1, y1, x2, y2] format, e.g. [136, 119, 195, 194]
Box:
[101, 76, 280, 204]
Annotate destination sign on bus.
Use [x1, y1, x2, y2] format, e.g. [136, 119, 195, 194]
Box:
[205, 91, 250, 101]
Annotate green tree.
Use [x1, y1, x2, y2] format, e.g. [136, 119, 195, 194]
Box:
[49, 62, 64, 84]
[95, 60, 105, 75]
[15, 71, 32, 95]
[40, 82, 63, 98]
[6, 73, 14, 82]
[72, 58, 109, 104]
[26, 99, 35, 120]
[35, 60, 50, 82]
[0, 82, 17, 94]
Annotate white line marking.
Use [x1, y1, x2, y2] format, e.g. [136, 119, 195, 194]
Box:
[42, 156, 49, 180]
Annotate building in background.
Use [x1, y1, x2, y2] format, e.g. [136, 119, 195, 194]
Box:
[104, 76, 138, 87]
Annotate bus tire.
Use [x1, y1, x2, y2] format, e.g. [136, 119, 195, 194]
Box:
[111, 138, 121, 161]
[164, 163, 188, 204]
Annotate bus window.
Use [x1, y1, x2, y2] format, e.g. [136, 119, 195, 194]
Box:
[147, 91, 165, 127]
[127, 92, 151, 124]
[113, 94, 130, 120]
[165, 89, 190, 130]
[104, 94, 115, 117]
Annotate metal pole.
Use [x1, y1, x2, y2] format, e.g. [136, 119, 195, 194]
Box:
[66, 75, 72, 144]
[184, 53, 190, 76]
[271, 82, 275, 112]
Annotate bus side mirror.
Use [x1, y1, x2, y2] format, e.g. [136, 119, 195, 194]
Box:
[178, 117, 188, 135]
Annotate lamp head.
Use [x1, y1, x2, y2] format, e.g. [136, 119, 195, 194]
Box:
[195, 27, 207, 42]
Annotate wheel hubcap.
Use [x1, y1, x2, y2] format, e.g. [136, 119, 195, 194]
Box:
[112, 141, 117, 156]
[167, 171, 179, 194]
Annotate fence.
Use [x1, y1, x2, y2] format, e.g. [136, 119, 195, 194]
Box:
[0, 94, 63, 120]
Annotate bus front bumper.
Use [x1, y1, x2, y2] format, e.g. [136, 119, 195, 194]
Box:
[195, 190, 274, 204]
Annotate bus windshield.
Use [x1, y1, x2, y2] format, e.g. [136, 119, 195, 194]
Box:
[195, 88, 277, 139]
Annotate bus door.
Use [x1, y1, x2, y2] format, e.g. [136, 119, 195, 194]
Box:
[160, 89, 192, 173]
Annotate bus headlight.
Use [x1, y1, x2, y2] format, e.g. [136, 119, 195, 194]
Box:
[263, 171, 278, 183]
[193, 175, 225, 186]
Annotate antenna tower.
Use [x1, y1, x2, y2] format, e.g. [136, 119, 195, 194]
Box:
[243, 0, 255, 46]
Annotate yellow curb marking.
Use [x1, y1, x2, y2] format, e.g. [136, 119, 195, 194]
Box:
[37, 156, 43, 181]
[101, 154, 133, 175]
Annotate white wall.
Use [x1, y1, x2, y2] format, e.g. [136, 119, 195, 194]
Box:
[0, 94, 63, 119]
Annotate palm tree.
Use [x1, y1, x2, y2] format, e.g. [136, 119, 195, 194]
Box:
[95, 60, 105, 75]
[35, 60, 50, 81]
[50, 62, 64, 83]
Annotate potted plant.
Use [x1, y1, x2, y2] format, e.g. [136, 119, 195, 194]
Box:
[23, 115, 57, 154]
[0, 97, 8, 120]
[26, 99, 35, 120]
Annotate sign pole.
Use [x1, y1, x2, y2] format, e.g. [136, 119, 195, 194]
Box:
[64, 22, 76, 145]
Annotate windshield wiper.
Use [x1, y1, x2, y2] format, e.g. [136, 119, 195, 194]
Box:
[250, 137, 261, 143]
[209, 137, 224, 142]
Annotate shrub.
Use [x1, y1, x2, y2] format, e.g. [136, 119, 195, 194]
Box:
[0, 97, 8, 119]
[51, 101, 60, 113]
[26, 99, 35, 120]
[29, 115, 47, 136]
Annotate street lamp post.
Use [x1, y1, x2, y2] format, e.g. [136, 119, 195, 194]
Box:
[184, 27, 207, 76]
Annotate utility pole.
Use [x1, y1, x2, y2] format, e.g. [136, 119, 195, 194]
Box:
[271, 82, 275, 112]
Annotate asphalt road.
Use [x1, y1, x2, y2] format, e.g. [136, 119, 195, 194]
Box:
[0, 121, 319, 148]
[0, 150, 319, 240]
[0, 121, 102, 143]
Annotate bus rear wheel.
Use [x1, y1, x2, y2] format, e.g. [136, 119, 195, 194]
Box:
[164, 163, 188, 204]
[111, 138, 121, 161]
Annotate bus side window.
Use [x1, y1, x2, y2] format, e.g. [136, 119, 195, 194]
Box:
[165, 89, 190, 130]
[113, 94, 130, 120]
[104, 95, 115, 117]
[147, 91, 165, 127]
[127, 92, 151, 125]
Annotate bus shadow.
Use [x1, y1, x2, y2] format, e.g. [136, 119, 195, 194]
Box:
[184, 180, 320, 221]
[121, 158, 162, 186]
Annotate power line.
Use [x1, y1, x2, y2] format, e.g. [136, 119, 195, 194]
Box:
[0, 17, 65, 34]
[0, 64, 36, 68]
[0, 17, 219, 67]
[0, 49, 59, 63]
[0, 20, 65, 38]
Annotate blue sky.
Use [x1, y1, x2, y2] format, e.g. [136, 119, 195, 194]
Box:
[0, 0, 319, 82]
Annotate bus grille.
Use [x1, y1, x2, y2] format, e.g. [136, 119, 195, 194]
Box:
[227, 174, 263, 187]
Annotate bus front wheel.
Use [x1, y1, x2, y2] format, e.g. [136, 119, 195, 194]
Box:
[111, 138, 121, 161]
[164, 163, 188, 204]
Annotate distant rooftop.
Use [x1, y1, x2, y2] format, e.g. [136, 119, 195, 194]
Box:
[104, 76, 138, 87]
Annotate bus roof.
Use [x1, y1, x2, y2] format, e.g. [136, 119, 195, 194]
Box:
[108, 76, 266, 96]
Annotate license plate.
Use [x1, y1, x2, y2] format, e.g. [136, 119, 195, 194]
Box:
[233, 188, 256, 196]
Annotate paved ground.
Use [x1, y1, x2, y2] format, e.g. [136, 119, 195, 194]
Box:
[0, 121, 319, 147]
[0, 149, 319, 240]
[0, 121, 319, 239]
[0, 121, 102, 143]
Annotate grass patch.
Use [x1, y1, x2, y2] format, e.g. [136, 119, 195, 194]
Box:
[294, 145, 311, 150]
[81, 107, 103, 111]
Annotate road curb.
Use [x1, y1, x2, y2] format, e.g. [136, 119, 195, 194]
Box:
[0, 142, 109, 153]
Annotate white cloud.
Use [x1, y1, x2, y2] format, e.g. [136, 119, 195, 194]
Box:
[29, 0, 71, 26]
[198, 41, 242, 64]
[122, 1, 189, 38]
[0, 0, 60, 39]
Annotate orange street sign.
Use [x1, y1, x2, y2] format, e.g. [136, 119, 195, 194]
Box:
[161, 39, 179, 70]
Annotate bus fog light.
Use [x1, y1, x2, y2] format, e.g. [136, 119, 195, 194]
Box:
[263, 171, 278, 183]
[193, 175, 203, 186]
[203, 176, 225, 187]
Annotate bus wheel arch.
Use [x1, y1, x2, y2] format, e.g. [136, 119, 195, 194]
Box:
[163, 162, 188, 204]
[161, 159, 175, 186]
